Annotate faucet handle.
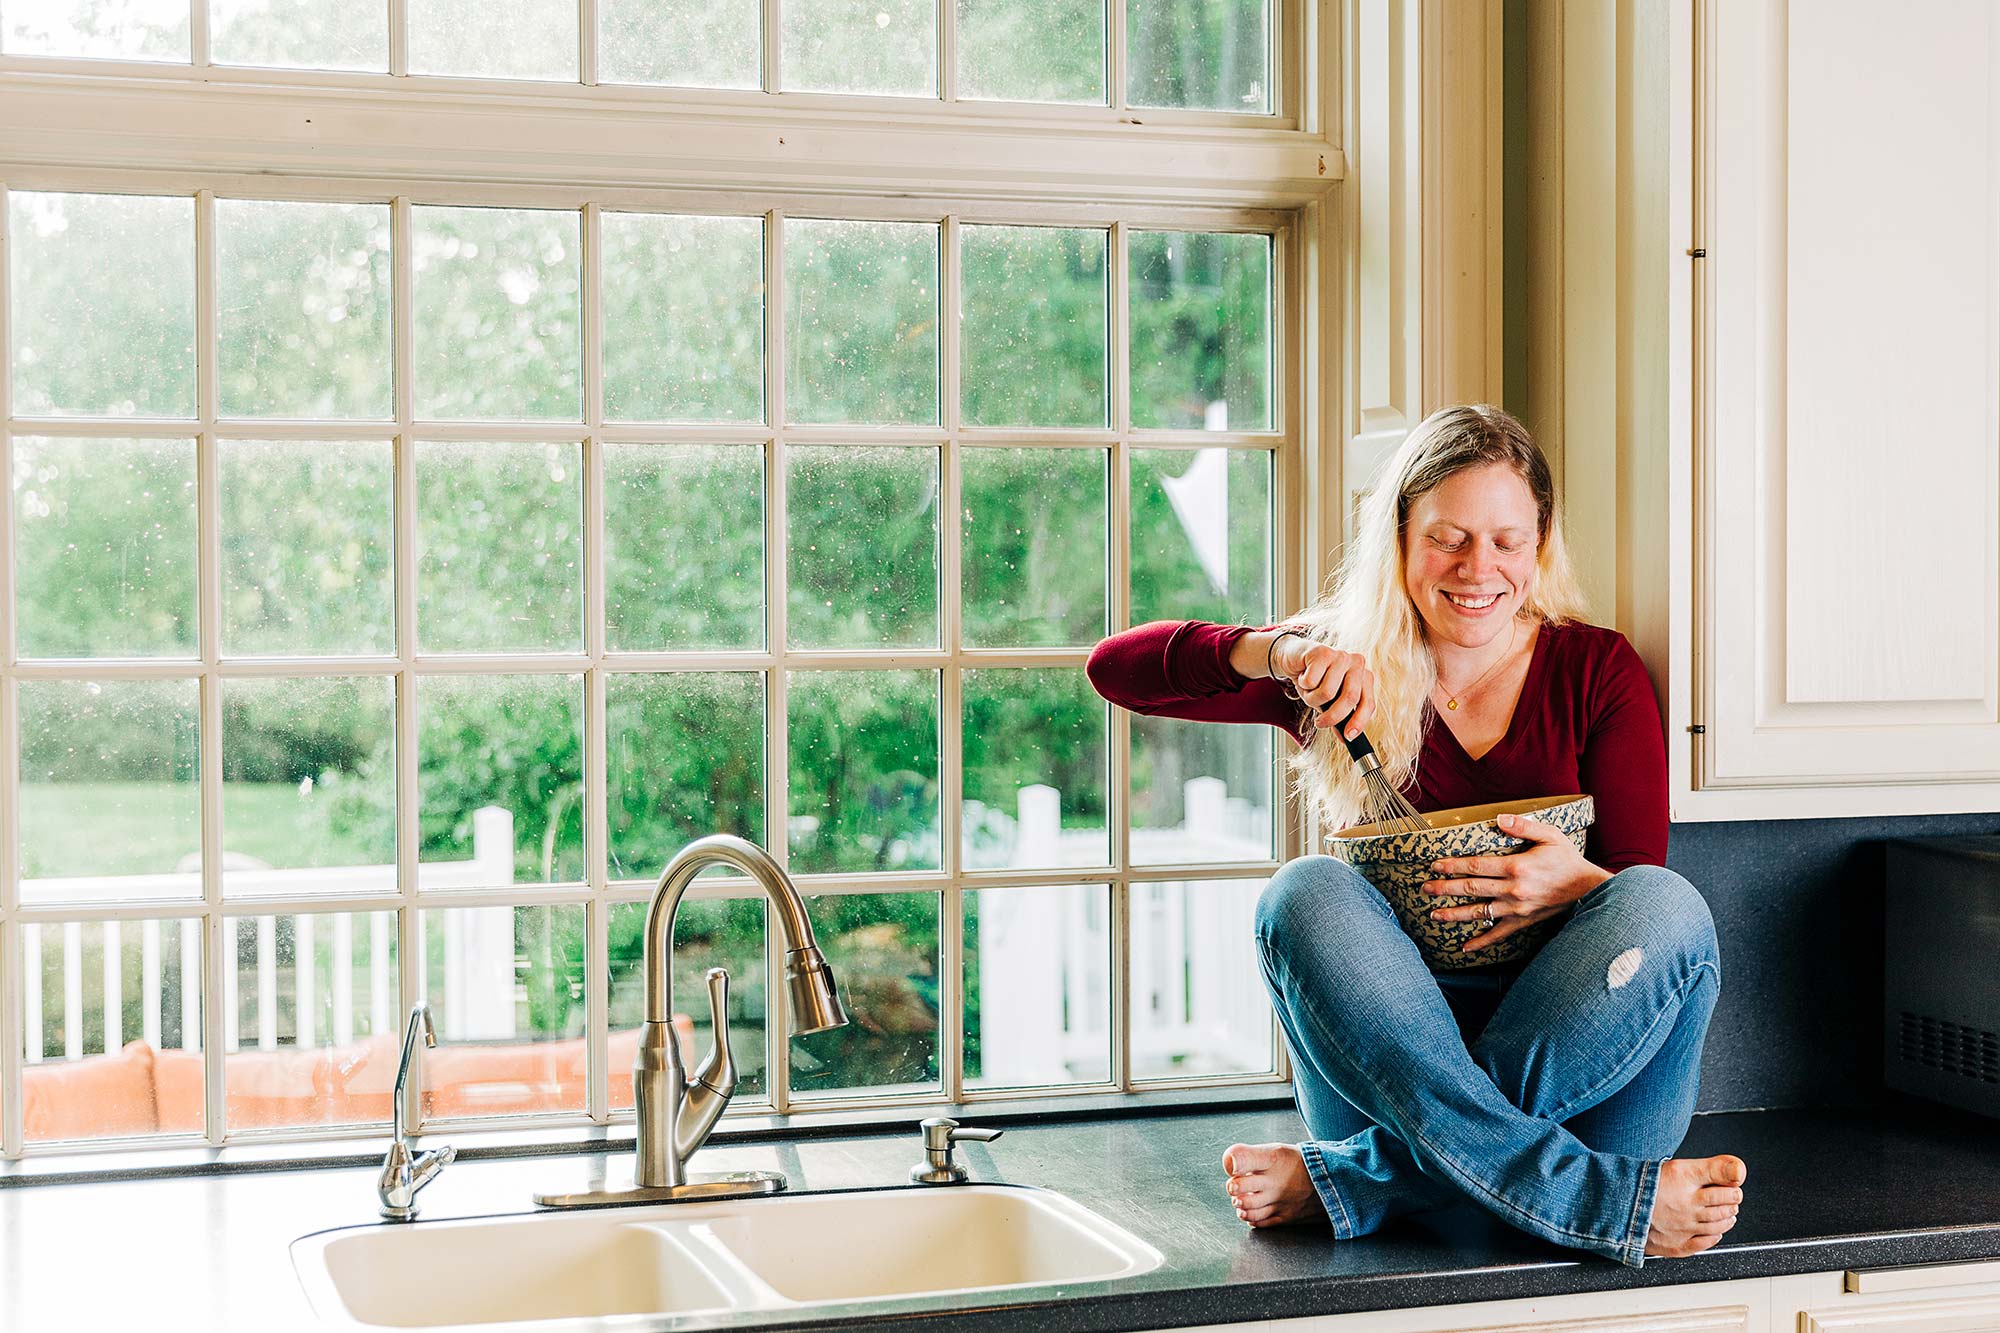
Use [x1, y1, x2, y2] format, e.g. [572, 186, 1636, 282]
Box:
[674, 968, 737, 1163]
[691, 967, 736, 1094]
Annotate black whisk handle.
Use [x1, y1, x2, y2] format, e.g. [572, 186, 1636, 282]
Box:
[1309, 698, 1376, 763]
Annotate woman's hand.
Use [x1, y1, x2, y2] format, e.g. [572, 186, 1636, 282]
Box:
[1424, 812, 1614, 953]
[1271, 636, 1376, 740]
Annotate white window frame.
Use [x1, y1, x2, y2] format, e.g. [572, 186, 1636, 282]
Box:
[0, 0, 1352, 1160]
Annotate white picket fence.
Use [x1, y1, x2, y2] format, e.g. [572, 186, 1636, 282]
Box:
[25, 782, 1273, 1081]
[976, 778, 1271, 1083]
[21, 807, 516, 1062]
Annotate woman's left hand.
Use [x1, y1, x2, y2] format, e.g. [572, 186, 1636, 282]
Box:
[1424, 812, 1614, 953]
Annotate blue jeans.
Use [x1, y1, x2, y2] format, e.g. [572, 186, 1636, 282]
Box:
[1254, 858, 1721, 1268]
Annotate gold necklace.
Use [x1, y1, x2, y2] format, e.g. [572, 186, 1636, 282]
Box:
[1435, 618, 1518, 712]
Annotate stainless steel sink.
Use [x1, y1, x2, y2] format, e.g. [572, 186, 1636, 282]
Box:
[292, 1184, 1164, 1329]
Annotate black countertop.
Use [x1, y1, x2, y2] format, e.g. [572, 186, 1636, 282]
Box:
[3, 1098, 1998, 1331]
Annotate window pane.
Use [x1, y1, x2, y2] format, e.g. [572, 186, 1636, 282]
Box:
[784, 218, 939, 425]
[606, 673, 764, 882]
[1127, 0, 1268, 113]
[408, 0, 577, 80]
[418, 675, 584, 887]
[210, 0, 387, 71]
[13, 436, 197, 658]
[413, 206, 582, 420]
[221, 439, 394, 656]
[787, 445, 937, 648]
[960, 447, 1105, 647]
[961, 668, 1107, 870]
[790, 892, 938, 1099]
[21, 919, 202, 1144]
[222, 677, 396, 893]
[956, 0, 1103, 104]
[599, 0, 758, 88]
[19, 679, 200, 902]
[602, 212, 764, 422]
[960, 224, 1107, 427]
[1129, 447, 1272, 626]
[604, 444, 764, 651]
[1132, 714, 1273, 864]
[8, 191, 194, 418]
[422, 904, 587, 1118]
[222, 910, 398, 1129]
[1129, 230, 1271, 431]
[787, 670, 938, 874]
[1129, 877, 1272, 1079]
[3, 0, 188, 60]
[965, 884, 1110, 1089]
[216, 199, 393, 419]
[417, 441, 583, 652]
[608, 897, 766, 1108]
[781, 0, 934, 96]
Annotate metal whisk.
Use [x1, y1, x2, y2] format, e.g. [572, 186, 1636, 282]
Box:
[1313, 702, 1429, 835]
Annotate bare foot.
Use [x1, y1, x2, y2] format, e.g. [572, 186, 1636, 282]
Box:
[1644, 1154, 1747, 1257]
[1223, 1142, 1328, 1228]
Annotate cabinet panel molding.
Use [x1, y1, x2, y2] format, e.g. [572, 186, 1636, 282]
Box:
[1701, 0, 2000, 789]
[1799, 1292, 2000, 1332]
[1167, 1301, 1758, 1333]
[1844, 1260, 2000, 1295]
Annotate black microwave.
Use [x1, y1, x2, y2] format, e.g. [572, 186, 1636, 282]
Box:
[1885, 837, 2000, 1119]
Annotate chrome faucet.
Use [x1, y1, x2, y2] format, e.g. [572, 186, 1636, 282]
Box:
[536, 834, 847, 1208]
[378, 1002, 455, 1221]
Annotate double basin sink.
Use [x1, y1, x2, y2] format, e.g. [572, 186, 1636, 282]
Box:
[293, 1184, 1165, 1329]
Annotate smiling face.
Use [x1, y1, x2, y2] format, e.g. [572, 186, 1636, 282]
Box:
[1401, 462, 1542, 650]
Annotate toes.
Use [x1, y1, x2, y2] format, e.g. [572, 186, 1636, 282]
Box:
[1241, 1204, 1281, 1227]
[1713, 1155, 1748, 1186]
[1223, 1142, 1289, 1176]
[1230, 1181, 1273, 1209]
[1695, 1204, 1738, 1223]
[1698, 1185, 1745, 1206]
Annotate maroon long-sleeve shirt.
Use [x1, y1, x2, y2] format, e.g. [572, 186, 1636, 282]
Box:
[1085, 619, 1669, 872]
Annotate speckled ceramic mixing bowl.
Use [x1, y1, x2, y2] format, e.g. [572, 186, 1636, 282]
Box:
[1326, 794, 1595, 971]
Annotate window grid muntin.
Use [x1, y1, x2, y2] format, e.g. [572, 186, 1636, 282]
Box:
[0, 1, 1290, 127]
[0, 178, 1292, 1155]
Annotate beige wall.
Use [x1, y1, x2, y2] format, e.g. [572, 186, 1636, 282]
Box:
[1497, 0, 1672, 681]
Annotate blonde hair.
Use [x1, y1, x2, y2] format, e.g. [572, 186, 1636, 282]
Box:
[1286, 404, 1587, 832]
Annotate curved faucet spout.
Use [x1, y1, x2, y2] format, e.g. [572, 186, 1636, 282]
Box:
[634, 834, 848, 1190]
[642, 834, 846, 1033]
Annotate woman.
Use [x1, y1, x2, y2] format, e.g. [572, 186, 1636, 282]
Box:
[1086, 404, 1744, 1268]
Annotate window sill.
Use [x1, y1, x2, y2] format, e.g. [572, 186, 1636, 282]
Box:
[0, 1082, 1297, 1190]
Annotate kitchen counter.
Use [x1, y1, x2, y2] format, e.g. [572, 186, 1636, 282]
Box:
[3, 1099, 1998, 1332]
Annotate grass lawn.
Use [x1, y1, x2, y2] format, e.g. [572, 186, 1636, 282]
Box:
[21, 783, 388, 879]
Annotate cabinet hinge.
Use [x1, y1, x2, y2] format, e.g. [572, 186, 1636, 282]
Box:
[1686, 247, 1708, 258]
[1686, 724, 1707, 734]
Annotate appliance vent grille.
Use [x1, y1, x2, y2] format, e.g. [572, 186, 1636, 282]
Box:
[1898, 1012, 2000, 1084]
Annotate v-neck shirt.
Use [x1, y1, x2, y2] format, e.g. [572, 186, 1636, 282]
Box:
[1085, 617, 1669, 872]
[1429, 624, 1540, 763]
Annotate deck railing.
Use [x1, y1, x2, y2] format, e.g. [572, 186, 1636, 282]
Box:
[25, 781, 1272, 1088]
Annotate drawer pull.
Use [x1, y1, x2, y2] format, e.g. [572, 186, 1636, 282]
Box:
[1845, 1259, 2000, 1294]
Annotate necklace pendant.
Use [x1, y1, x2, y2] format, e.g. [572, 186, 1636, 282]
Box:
[1446, 698, 1459, 711]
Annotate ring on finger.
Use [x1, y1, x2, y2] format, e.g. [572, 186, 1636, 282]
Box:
[1485, 900, 1497, 922]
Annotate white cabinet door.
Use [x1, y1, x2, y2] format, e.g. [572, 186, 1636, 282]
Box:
[1166, 1280, 1769, 1332]
[1798, 1292, 2000, 1332]
[1776, 1262, 2000, 1332]
[1701, 0, 2000, 791]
